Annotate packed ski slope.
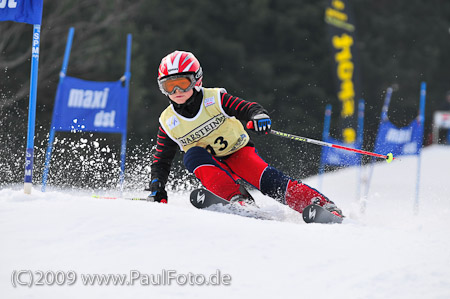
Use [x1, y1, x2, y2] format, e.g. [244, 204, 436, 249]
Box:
[1, 145, 449, 299]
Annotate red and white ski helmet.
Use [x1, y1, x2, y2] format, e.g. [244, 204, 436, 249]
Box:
[157, 50, 203, 87]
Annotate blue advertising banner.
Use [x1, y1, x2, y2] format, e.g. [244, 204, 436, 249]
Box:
[374, 119, 423, 157]
[366, 82, 426, 213]
[42, 29, 132, 193]
[51, 76, 128, 134]
[0, 0, 43, 24]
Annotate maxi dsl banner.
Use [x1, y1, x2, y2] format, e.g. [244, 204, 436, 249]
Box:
[325, 0, 362, 144]
[0, 0, 43, 24]
[52, 76, 127, 134]
[374, 119, 424, 157]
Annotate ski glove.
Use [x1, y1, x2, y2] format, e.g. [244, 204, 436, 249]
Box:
[250, 113, 272, 134]
[147, 178, 168, 203]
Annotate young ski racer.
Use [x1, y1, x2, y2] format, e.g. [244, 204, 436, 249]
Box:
[147, 50, 343, 217]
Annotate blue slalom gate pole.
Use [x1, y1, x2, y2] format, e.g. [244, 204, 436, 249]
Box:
[42, 27, 75, 192]
[0, 0, 43, 194]
[24, 24, 42, 194]
[119, 133, 127, 193]
[361, 87, 393, 212]
[356, 99, 365, 201]
[119, 34, 132, 193]
[318, 104, 332, 190]
[414, 82, 426, 214]
[363, 87, 393, 199]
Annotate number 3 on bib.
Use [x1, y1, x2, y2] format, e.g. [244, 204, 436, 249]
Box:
[206, 136, 228, 155]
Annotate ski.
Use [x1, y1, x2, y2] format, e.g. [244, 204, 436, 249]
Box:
[189, 188, 273, 220]
[190, 188, 230, 209]
[302, 204, 343, 224]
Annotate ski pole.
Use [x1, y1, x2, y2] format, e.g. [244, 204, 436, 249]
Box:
[92, 195, 151, 201]
[246, 121, 395, 163]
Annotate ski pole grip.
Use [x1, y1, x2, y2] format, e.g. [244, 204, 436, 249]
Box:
[246, 121, 254, 129]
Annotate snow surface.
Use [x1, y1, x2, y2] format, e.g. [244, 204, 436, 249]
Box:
[1, 145, 450, 299]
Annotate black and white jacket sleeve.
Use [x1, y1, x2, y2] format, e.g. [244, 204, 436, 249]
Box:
[219, 91, 268, 121]
[150, 126, 177, 186]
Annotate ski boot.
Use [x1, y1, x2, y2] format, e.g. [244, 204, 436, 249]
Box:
[230, 182, 256, 207]
[311, 197, 344, 218]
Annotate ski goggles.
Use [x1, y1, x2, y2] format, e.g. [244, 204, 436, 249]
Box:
[158, 74, 196, 96]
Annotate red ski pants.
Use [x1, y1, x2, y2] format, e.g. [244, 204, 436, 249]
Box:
[183, 146, 330, 212]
